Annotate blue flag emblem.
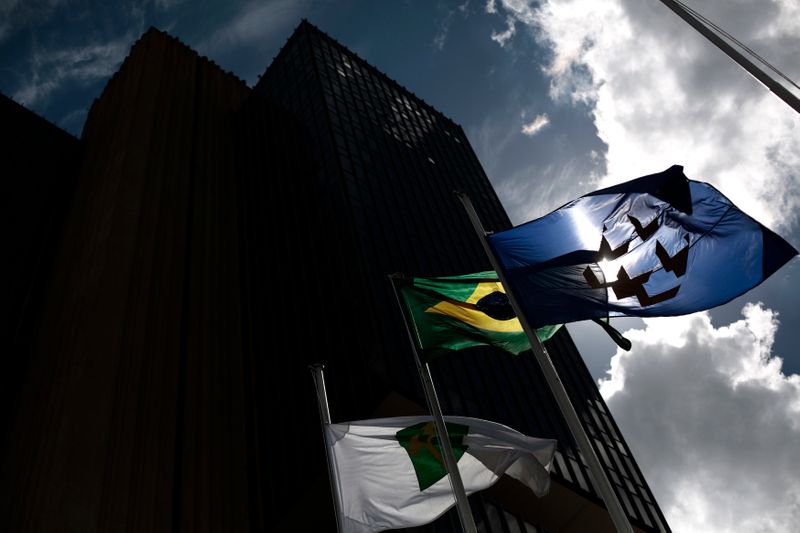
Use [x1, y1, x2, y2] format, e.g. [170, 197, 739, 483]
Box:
[487, 165, 797, 328]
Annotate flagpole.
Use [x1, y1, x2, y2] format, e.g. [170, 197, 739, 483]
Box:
[310, 363, 344, 533]
[454, 192, 634, 533]
[389, 275, 479, 533]
[658, 0, 800, 114]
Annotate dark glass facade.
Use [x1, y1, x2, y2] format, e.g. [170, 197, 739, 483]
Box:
[252, 22, 670, 533]
[0, 22, 669, 533]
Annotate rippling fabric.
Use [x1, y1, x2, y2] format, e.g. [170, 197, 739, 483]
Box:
[487, 165, 797, 328]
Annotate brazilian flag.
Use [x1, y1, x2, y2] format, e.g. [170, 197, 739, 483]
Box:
[396, 271, 561, 362]
[397, 271, 631, 362]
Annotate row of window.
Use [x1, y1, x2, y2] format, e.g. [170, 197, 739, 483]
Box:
[260, 24, 667, 532]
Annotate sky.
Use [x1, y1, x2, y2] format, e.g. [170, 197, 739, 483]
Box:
[2, 1, 799, 531]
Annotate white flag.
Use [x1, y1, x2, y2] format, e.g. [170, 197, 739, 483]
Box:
[325, 415, 556, 533]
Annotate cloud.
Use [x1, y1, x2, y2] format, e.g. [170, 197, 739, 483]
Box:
[490, 0, 537, 26]
[484, 4, 800, 530]
[495, 156, 601, 223]
[468, 113, 521, 181]
[154, 0, 185, 10]
[433, 9, 455, 51]
[434, 2, 470, 51]
[6, 1, 146, 109]
[13, 35, 132, 107]
[0, 0, 20, 11]
[201, 0, 311, 57]
[599, 305, 800, 532]
[490, 16, 516, 47]
[486, 0, 540, 46]
[491, 0, 800, 231]
[57, 106, 89, 136]
[0, 0, 19, 41]
[0, 0, 64, 43]
[520, 113, 549, 135]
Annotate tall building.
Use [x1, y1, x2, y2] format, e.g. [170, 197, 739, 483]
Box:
[1, 22, 669, 533]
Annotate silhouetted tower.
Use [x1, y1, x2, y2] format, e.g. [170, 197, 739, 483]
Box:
[1, 22, 669, 533]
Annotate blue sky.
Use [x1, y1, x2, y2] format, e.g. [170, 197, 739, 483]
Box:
[2, 1, 800, 531]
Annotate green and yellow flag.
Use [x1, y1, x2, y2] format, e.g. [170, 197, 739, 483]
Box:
[396, 271, 631, 362]
[396, 271, 561, 362]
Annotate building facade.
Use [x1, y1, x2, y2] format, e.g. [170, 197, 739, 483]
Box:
[1, 22, 669, 533]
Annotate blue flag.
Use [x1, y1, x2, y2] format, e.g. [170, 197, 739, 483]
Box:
[487, 165, 797, 328]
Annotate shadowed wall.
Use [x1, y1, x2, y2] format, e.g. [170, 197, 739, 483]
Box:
[0, 24, 669, 533]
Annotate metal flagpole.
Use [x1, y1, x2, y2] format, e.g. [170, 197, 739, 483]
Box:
[658, 0, 800, 114]
[310, 363, 344, 533]
[389, 275, 479, 533]
[454, 192, 634, 533]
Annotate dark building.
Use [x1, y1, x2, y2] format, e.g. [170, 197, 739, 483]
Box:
[1, 22, 669, 533]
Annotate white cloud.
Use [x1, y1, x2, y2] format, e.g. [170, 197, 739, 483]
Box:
[13, 35, 132, 107]
[154, 0, 185, 10]
[495, 156, 602, 224]
[433, 9, 455, 51]
[487, 1, 538, 47]
[469, 113, 521, 180]
[0, 0, 65, 43]
[485, 3, 800, 530]
[599, 305, 800, 532]
[491, 0, 800, 231]
[0, 1, 19, 41]
[520, 113, 549, 136]
[490, 16, 516, 47]
[200, 0, 311, 56]
[435, 2, 471, 51]
[57, 106, 89, 136]
[491, 0, 537, 25]
[7, 1, 146, 108]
